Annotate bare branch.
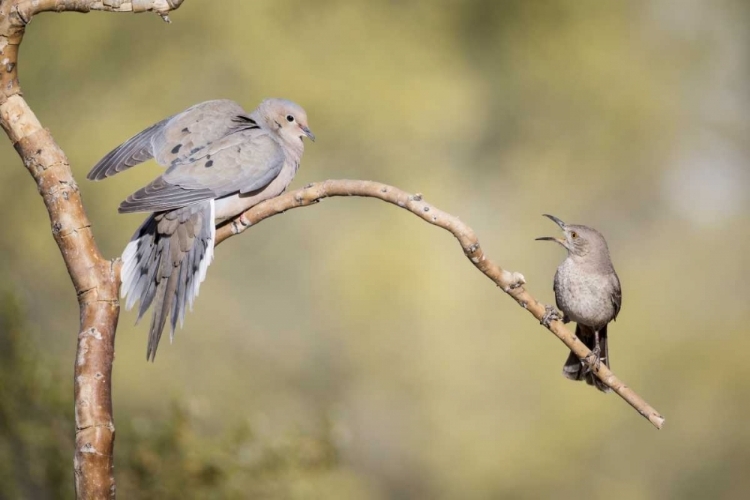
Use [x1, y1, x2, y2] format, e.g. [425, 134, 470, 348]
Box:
[216, 180, 665, 430]
[0, 0, 186, 497]
[15, 0, 184, 22]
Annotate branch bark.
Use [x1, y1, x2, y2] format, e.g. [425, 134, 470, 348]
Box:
[15, 0, 184, 22]
[216, 180, 666, 430]
[0, 1, 185, 498]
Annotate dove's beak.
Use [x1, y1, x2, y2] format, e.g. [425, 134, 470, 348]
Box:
[301, 125, 315, 142]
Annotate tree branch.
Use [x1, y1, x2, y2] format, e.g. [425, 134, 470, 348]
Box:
[0, 0, 185, 498]
[216, 180, 665, 430]
[15, 0, 183, 23]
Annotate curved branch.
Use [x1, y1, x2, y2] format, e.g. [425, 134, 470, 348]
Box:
[15, 0, 184, 22]
[216, 180, 665, 430]
[0, 0, 186, 498]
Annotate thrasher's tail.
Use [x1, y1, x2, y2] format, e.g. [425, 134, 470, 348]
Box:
[562, 324, 611, 393]
[120, 200, 215, 361]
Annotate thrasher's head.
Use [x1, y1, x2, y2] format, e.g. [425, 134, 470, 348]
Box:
[535, 214, 610, 259]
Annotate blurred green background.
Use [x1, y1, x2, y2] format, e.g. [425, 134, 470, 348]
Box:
[1, 0, 749, 498]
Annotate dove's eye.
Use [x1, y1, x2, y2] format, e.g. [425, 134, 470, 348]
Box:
[286, 115, 295, 122]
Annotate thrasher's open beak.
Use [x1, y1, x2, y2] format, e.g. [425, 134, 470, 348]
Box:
[535, 214, 567, 245]
[535, 236, 566, 244]
[542, 214, 566, 229]
[301, 125, 315, 142]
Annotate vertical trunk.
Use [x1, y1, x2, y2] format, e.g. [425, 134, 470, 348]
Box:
[0, 3, 185, 498]
[0, 95, 121, 498]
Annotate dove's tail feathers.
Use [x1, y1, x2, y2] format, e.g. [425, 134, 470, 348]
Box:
[120, 200, 215, 361]
[562, 324, 611, 393]
[87, 118, 169, 181]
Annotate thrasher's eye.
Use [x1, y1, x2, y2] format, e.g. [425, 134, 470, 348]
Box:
[286, 115, 294, 122]
[571, 231, 578, 239]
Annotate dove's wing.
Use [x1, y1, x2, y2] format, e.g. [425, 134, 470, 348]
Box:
[118, 129, 286, 214]
[87, 99, 252, 180]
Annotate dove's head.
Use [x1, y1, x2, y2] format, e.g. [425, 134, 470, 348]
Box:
[257, 98, 315, 151]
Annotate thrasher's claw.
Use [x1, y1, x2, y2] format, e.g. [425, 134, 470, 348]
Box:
[541, 305, 562, 327]
[583, 346, 602, 373]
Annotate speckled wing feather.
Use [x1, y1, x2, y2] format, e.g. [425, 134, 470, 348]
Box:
[118, 130, 285, 213]
[87, 118, 171, 180]
[87, 99, 251, 180]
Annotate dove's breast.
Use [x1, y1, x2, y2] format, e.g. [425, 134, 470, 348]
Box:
[214, 158, 300, 223]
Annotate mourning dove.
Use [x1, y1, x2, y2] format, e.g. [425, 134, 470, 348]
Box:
[536, 215, 622, 393]
[88, 98, 315, 360]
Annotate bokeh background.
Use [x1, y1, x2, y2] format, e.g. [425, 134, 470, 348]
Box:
[1, 0, 749, 498]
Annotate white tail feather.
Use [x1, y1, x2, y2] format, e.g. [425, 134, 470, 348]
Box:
[121, 238, 140, 305]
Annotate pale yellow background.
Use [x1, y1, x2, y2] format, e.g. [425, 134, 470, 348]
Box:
[1, 1, 748, 498]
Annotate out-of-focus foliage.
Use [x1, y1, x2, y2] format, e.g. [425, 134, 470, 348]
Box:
[0, 0, 749, 498]
[0, 294, 346, 499]
[0, 294, 71, 500]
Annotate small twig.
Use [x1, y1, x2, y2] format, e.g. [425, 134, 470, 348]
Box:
[216, 180, 665, 430]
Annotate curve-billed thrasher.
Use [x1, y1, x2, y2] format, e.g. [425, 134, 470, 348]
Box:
[88, 98, 315, 361]
[536, 214, 622, 393]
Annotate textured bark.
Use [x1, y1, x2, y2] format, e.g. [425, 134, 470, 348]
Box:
[0, 1, 185, 498]
[216, 180, 665, 430]
[14, 0, 184, 22]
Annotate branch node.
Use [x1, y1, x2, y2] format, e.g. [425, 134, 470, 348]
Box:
[80, 443, 97, 454]
[502, 271, 526, 292]
[12, 4, 30, 26]
[110, 258, 122, 280]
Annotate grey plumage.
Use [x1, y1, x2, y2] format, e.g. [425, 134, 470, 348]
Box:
[89, 98, 315, 360]
[537, 214, 622, 393]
